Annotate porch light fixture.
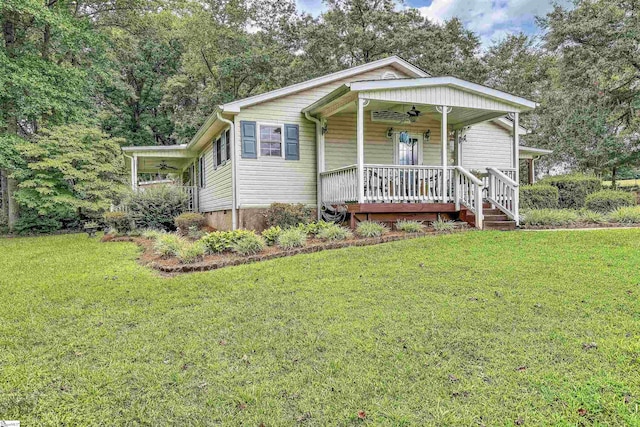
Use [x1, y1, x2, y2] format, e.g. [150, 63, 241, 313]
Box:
[321, 120, 328, 135]
[423, 129, 431, 142]
[386, 127, 394, 138]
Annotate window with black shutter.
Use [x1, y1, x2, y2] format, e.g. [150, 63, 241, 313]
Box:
[225, 129, 231, 161]
[215, 137, 222, 167]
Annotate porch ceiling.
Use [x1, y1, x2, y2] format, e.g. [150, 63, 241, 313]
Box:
[320, 99, 508, 128]
[121, 145, 196, 173]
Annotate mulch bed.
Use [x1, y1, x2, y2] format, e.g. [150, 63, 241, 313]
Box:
[520, 223, 640, 230]
[106, 227, 469, 275]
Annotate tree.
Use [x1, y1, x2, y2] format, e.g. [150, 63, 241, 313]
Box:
[13, 125, 126, 232]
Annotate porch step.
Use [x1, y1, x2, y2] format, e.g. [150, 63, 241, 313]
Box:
[483, 220, 516, 231]
[484, 213, 509, 222]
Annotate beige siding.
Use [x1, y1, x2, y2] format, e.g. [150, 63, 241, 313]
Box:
[461, 121, 514, 171]
[199, 135, 233, 212]
[364, 86, 520, 113]
[324, 112, 444, 169]
[234, 65, 411, 207]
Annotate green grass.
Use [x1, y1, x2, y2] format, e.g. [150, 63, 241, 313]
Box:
[1, 231, 640, 425]
[603, 179, 640, 188]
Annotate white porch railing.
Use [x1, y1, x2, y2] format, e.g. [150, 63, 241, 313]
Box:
[110, 185, 199, 213]
[486, 167, 519, 224]
[320, 165, 358, 204]
[363, 165, 453, 203]
[453, 166, 484, 229]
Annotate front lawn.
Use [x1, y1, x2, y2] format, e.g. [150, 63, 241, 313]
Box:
[1, 231, 639, 425]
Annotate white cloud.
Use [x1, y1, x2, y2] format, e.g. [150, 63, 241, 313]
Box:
[416, 0, 572, 47]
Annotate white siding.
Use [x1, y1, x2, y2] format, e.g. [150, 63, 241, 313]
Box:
[234, 65, 411, 207]
[461, 121, 513, 171]
[199, 136, 233, 212]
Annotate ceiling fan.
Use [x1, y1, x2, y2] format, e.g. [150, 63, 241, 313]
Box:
[154, 160, 178, 171]
[406, 105, 421, 122]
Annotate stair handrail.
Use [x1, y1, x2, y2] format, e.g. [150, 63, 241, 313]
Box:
[454, 166, 484, 229]
[486, 167, 519, 224]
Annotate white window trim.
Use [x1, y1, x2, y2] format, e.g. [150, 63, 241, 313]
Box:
[257, 122, 285, 159]
[198, 155, 206, 188]
[393, 132, 423, 165]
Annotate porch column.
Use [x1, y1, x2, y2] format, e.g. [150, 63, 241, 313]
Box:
[131, 155, 138, 191]
[356, 98, 365, 203]
[440, 105, 449, 202]
[527, 158, 535, 184]
[512, 112, 520, 225]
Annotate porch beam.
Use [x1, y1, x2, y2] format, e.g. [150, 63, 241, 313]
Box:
[356, 98, 365, 203]
[451, 111, 507, 130]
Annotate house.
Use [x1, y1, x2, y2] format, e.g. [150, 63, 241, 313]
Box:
[121, 56, 550, 231]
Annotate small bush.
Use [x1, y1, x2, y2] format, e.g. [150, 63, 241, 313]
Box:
[585, 190, 635, 213]
[607, 206, 640, 223]
[126, 186, 188, 231]
[431, 219, 456, 233]
[154, 233, 186, 257]
[261, 226, 282, 246]
[316, 224, 353, 241]
[300, 220, 334, 236]
[540, 174, 601, 209]
[277, 228, 307, 249]
[577, 209, 606, 224]
[199, 229, 256, 253]
[522, 209, 579, 226]
[231, 234, 266, 255]
[356, 221, 388, 238]
[103, 211, 132, 233]
[520, 185, 559, 210]
[264, 203, 313, 228]
[141, 229, 166, 240]
[395, 220, 424, 233]
[176, 241, 207, 264]
[174, 212, 205, 233]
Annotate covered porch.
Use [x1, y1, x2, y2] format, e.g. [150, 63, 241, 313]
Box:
[303, 77, 537, 229]
[121, 145, 199, 212]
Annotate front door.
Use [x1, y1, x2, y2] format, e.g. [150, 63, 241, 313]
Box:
[395, 132, 421, 165]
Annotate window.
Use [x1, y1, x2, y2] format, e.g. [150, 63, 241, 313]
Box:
[259, 124, 282, 157]
[215, 137, 222, 167]
[198, 156, 205, 188]
[225, 129, 231, 161]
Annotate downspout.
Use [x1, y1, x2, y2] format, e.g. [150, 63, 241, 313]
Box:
[304, 111, 323, 220]
[216, 110, 238, 230]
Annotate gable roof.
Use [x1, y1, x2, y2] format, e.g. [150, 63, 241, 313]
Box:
[221, 56, 429, 114]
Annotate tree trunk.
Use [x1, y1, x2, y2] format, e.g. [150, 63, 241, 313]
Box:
[611, 166, 617, 189]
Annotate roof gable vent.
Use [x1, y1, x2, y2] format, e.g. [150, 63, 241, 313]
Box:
[382, 71, 399, 79]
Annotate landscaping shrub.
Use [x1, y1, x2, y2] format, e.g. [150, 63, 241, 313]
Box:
[521, 209, 579, 226]
[607, 206, 640, 223]
[316, 224, 352, 241]
[141, 229, 166, 240]
[261, 226, 282, 246]
[577, 209, 606, 224]
[540, 174, 601, 209]
[520, 185, 559, 209]
[199, 229, 255, 253]
[585, 190, 635, 213]
[277, 228, 307, 249]
[175, 241, 207, 264]
[126, 186, 188, 231]
[299, 220, 334, 236]
[264, 203, 313, 228]
[355, 221, 388, 238]
[231, 234, 266, 255]
[431, 219, 456, 233]
[154, 233, 186, 257]
[395, 220, 424, 233]
[103, 211, 132, 233]
[174, 212, 205, 233]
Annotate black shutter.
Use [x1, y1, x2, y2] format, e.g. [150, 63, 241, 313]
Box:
[240, 121, 257, 159]
[284, 124, 299, 160]
[225, 129, 231, 161]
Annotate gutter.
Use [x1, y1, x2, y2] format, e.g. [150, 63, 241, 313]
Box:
[216, 109, 238, 230]
[305, 111, 324, 220]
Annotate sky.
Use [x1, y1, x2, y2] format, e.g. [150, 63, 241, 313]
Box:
[295, 0, 573, 48]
